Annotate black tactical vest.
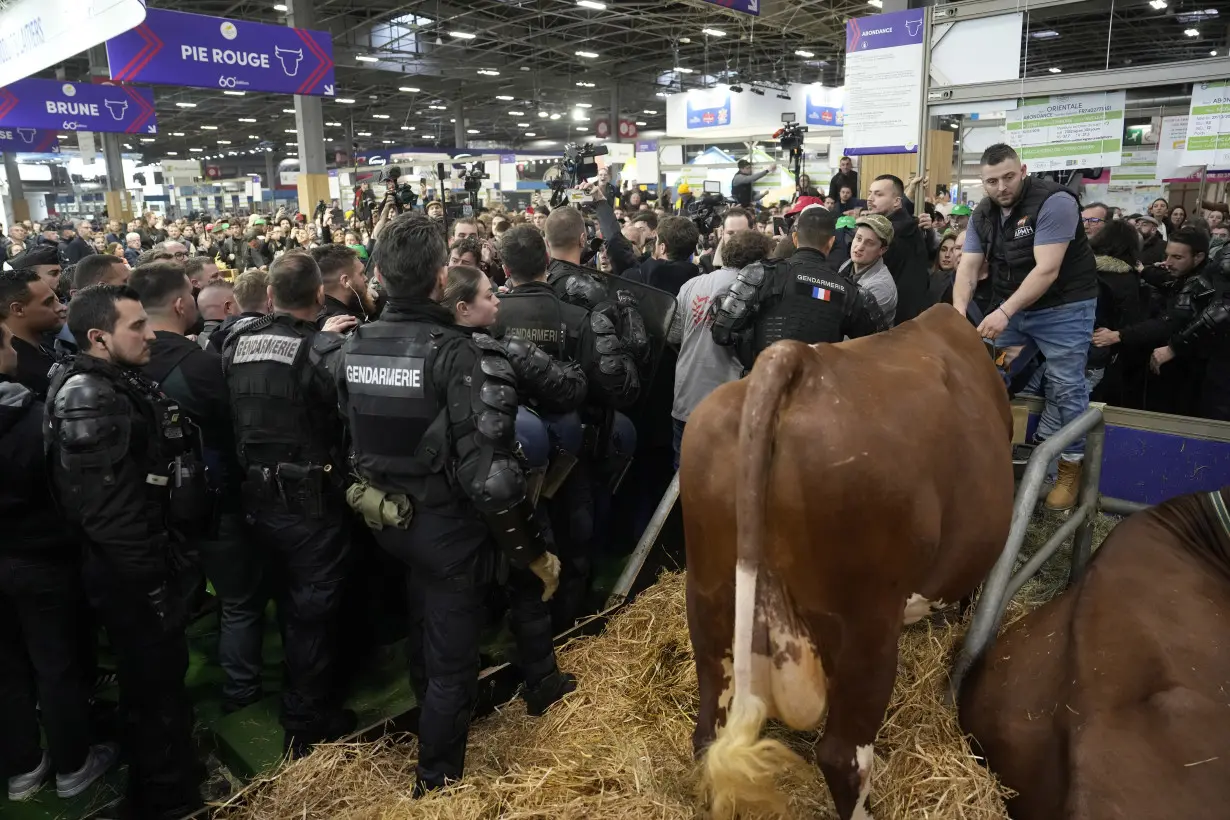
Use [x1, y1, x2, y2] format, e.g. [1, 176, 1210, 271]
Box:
[493, 284, 572, 362]
[223, 314, 332, 469]
[973, 177, 1099, 311]
[343, 315, 460, 504]
[751, 252, 849, 358]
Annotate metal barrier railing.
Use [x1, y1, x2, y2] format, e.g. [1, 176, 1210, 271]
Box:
[948, 405, 1107, 700]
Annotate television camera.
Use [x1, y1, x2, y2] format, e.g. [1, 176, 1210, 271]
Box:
[547, 142, 609, 208]
[773, 116, 809, 192]
[379, 165, 419, 214]
[686, 179, 731, 238]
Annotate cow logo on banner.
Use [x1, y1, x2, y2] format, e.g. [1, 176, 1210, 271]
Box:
[686, 93, 732, 130]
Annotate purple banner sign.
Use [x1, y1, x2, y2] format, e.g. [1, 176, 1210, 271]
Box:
[0, 127, 59, 153]
[0, 78, 156, 134]
[105, 8, 335, 97]
[846, 8, 925, 52]
[700, 0, 760, 17]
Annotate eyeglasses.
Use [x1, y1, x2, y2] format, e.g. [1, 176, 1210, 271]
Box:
[1082, 217, 1104, 225]
[172, 251, 188, 259]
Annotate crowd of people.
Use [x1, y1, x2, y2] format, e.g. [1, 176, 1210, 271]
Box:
[1, 142, 1228, 817]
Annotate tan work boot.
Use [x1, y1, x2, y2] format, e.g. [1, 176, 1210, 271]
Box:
[1045, 459, 1082, 511]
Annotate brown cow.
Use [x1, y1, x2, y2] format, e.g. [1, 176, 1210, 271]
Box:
[682, 306, 1015, 819]
[960, 487, 1230, 820]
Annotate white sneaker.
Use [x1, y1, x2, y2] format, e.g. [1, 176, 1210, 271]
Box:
[56, 743, 119, 799]
[8, 750, 50, 801]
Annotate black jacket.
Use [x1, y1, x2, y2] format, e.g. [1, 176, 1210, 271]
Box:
[622, 257, 701, 297]
[1140, 232, 1167, 267]
[883, 208, 935, 324]
[207, 311, 266, 355]
[318, 293, 368, 327]
[0, 379, 72, 555]
[11, 335, 58, 400]
[59, 235, 94, 266]
[828, 170, 859, 203]
[1088, 255, 1147, 370]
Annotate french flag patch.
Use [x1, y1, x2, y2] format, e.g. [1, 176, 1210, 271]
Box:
[811, 286, 832, 301]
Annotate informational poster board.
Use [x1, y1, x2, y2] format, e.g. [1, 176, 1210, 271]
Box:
[1005, 91, 1125, 172]
[1110, 149, 1159, 185]
[1180, 80, 1230, 167]
[842, 9, 926, 155]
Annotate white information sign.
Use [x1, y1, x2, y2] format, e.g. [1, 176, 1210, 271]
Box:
[0, 0, 147, 88]
[1180, 80, 1230, 167]
[842, 9, 926, 155]
[1005, 91, 1126, 173]
[1110, 149, 1159, 185]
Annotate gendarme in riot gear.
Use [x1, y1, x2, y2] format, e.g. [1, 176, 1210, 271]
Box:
[711, 207, 888, 370]
[339, 214, 573, 794]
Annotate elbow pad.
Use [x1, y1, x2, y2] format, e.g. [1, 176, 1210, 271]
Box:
[711, 262, 766, 347]
[612, 290, 652, 365]
[501, 335, 588, 412]
[1171, 300, 1229, 355]
[451, 335, 525, 507]
[559, 273, 609, 311]
[482, 496, 546, 569]
[587, 304, 641, 408]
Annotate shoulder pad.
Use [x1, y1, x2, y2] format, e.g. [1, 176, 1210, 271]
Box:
[312, 330, 345, 355]
[54, 372, 122, 418]
[738, 261, 769, 286]
[1184, 274, 1217, 300]
[471, 332, 505, 353]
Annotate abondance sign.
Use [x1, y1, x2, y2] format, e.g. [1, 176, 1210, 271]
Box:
[0, 0, 147, 88]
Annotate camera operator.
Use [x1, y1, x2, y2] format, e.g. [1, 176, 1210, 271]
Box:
[698, 208, 756, 275]
[732, 159, 776, 209]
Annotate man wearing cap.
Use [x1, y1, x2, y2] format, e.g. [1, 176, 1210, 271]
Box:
[711, 207, 888, 371]
[731, 159, 776, 209]
[1136, 215, 1167, 266]
[955, 142, 1098, 512]
[839, 214, 898, 325]
[949, 203, 972, 232]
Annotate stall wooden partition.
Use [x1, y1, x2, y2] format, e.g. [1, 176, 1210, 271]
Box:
[855, 130, 955, 200]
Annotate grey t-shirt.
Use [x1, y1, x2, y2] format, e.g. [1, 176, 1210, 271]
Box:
[670, 266, 745, 422]
[963, 191, 1080, 254]
[839, 257, 897, 325]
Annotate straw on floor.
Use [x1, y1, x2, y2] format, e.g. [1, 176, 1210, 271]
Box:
[217, 512, 1119, 820]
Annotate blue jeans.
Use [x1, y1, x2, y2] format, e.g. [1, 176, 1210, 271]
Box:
[672, 418, 686, 471]
[995, 298, 1096, 462]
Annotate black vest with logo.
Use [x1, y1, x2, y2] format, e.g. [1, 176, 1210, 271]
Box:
[342, 312, 458, 505]
[223, 313, 335, 469]
[492, 281, 584, 363]
[973, 177, 1098, 311]
[752, 249, 850, 357]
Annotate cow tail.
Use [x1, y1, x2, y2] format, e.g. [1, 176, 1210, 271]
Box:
[703, 341, 808, 819]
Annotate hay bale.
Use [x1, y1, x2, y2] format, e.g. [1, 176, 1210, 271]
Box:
[220, 569, 1034, 820]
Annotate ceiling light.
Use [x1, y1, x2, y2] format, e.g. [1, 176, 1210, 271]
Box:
[1186, 27, 1200, 36]
[574, 102, 592, 109]
[284, 128, 297, 133]
[676, 66, 694, 73]
[679, 37, 691, 44]
[401, 125, 415, 130]
[171, 132, 185, 137]
[572, 108, 588, 120]
[509, 110, 525, 116]
[517, 122, 530, 127]
[175, 102, 197, 108]
[335, 98, 356, 104]
[576, 0, 606, 8]
[223, 90, 246, 96]
[702, 28, 726, 37]
[166, 151, 178, 156]
[217, 139, 231, 144]
[372, 113, 390, 119]
[450, 118, 455, 123]
[1029, 29, 1060, 39]
[776, 92, 791, 100]
[326, 121, 342, 126]
[1149, 0, 1167, 8]
[382, 139, 394, 144]
[398, 86, 420, 92]
[538, 111, 550, 118]
[449, 31, 477, 39]
[201, 125, 218, 130]
[635, 121, 647, 126]
[496, 94, 515, 101]
[429, 104, 447, 110]
[478, 69, 501, 76]
[273, 3, 287, 10]
[750, 87, 764, 96]
[550, 113, 562, 120]
[356, 55, 379, 63]
[656, 91, 668, 97]
[467, 128, 480, 134]
[576, 50, 599, 58]
[238, 117, 256, 123]
[525, 132, 537, 137]
[576, 81, 596, 87]
[1213, 49, 1220, 55]
[795, 49, 815, 58]
[868, 0, 882, 6]
[249, 135, 260, 139]
[357, 131, 372, 136]
[286, 141, 297, 146]
[190, 148, 203, 152]
[140, 137, 155, 143]
[1048, 66, 1062, 73]
[123, 143, 132, 149]
[642, 109, 657, 114]
[576, 126, 589, 131]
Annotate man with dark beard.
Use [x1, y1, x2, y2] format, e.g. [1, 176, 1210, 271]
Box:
[313, 244, 375, 326]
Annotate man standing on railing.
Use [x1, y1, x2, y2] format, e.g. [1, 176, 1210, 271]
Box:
[954, 143, 1098, 512]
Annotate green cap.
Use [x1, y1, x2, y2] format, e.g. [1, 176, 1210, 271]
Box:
[348, 243, 369, 260]
[950, 203, 972, 216]
[836, 215, 857, 230]
[249, 216, 266, 226]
